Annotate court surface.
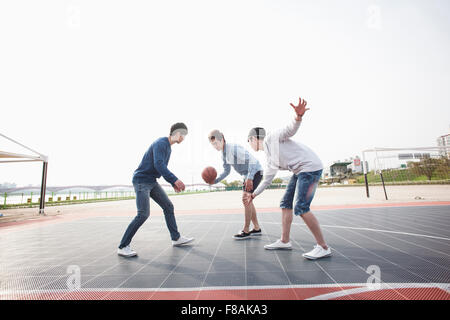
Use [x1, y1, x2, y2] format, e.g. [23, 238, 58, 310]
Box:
[1, 203, 449, 300]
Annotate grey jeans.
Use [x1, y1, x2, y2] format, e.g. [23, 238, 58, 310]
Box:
[119, 182, 180, 248]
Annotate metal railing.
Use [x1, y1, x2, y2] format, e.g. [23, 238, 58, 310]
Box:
[1, 191, 137, 209]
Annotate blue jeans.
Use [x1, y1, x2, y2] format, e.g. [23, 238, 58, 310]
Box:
[119, 182, 180, 248]
[280, 169, 323, 216]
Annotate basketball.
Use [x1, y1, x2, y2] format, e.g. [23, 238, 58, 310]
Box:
[202, 166, 217, 184]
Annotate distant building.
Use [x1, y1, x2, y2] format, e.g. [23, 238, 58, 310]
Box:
[323, 157, 369, 180]
[330, 161, 352, 177]
[326, 157, 369, 177]
[0, 182, 17, 189]
[348, 156, 369, 173]
[437, 133, 450, 158]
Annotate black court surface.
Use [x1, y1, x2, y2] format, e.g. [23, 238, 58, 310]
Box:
[1, 204, 449, 300]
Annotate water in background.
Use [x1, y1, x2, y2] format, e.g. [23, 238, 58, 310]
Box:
[0, 185, 218, 205]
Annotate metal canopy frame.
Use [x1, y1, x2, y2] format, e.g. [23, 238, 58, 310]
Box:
[0, 133, 48, 214]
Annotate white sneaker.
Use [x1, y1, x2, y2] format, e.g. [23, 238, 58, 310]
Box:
[264, 239, 292, 250]
[117, 246, 137, 257]
[172, 235, 195, 246]
[302, 244, 331, 260]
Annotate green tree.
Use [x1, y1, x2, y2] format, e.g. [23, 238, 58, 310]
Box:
[272, 178, 283, 184]
[435, 157, 450, 180]
[228, 180, 241, 187]
[408, 157, 441, 181]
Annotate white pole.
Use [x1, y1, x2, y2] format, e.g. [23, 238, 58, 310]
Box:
[0, 133, 47, 159]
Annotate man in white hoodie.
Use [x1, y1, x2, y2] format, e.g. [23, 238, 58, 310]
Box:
[243, 97, 331, 260]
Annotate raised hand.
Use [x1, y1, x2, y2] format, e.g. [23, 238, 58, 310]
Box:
[290, 97, 310, 120]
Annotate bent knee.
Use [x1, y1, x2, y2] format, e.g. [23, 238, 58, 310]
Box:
[163, 202, 175, 214]
[242, 196, 252, 206]
[297, 209, 312, 218]
[136, 211, 150, 220]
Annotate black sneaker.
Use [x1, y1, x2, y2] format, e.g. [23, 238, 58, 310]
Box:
[249, 229, 262, 237]
[233, 231, 251, 240]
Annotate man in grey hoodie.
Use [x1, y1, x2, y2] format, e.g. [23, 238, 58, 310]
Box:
[244, 97, 331, 260]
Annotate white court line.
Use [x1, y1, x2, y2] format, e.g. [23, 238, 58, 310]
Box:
[306, 282, 450, 300]
[265, 213, 301, 299]
[293, 219, 408, 299]
[171, 218, 450, 241]
[3, 218, 448, 298]
[145, 220, 219, 300]
[319, 225, 450, 241]
[195, 222, 232, 299]
[322, 207, 450, 244]
[321, 210, 450, 257]
[1, 282, 448, 295]
[2, 227, 120, 298]
[94, 220, 205, 300]
[320, 219, 450, 274]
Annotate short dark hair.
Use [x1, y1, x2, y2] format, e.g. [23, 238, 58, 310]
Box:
[208, 130, 224, 142]
[248, 127, 266, 140]
[170, 122, 188, 136]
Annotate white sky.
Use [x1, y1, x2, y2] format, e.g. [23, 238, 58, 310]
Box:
[1, 0, 450, 187]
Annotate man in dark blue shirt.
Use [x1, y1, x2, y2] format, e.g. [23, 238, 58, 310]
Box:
[118, 123, 194, 257]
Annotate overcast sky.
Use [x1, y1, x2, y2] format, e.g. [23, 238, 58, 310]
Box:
[1, 0, 450, 187]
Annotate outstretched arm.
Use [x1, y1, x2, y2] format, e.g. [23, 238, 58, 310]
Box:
[252, 166, 278, 197]
[243, 165, 277, 205]
[214, 162, 231, 184]
[278, 97, 310, 142]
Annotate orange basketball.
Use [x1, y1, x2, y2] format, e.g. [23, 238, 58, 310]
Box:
[202, 166, 217, 184]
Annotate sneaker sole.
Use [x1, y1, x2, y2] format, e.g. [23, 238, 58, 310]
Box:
[264, 246, 292, 250]
[118, 252, 137, 257]
[173, 238, 195, 246]
[302, 252, 332, 260]
[233, 236, 251, 240]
